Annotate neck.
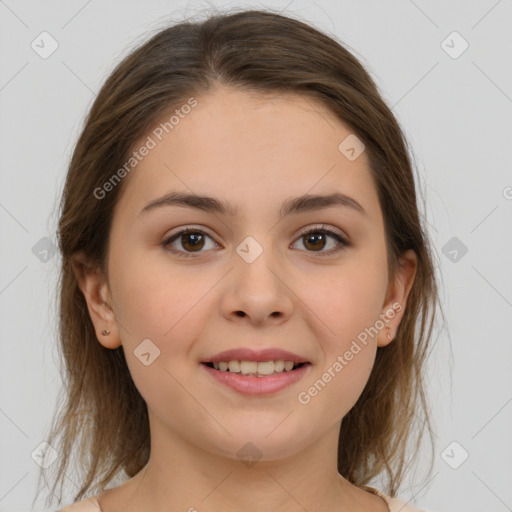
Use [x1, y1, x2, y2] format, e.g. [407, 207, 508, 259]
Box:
[98, 416, 376, 512]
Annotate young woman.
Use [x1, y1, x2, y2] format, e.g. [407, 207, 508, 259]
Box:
[41, 8, 439, 512]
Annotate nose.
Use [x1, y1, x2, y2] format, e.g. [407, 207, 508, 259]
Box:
[220, 247, 294, 327]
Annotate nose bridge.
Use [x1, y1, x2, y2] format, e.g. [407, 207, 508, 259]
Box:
[221, 233, 293, 323]
[234, 233, 281, 291]
[235, 234, 268, 266]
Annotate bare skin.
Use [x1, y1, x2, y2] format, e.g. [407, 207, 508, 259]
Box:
[72, 85, 416, 512]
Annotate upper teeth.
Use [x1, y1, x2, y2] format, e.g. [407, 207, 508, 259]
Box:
[213, 360, 297, 375]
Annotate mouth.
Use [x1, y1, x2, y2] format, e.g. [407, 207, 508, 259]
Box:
[201, 360, 310, 377]
[200, 360, 312, 395]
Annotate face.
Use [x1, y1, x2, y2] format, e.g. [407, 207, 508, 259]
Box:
[76, 86, 415, 463]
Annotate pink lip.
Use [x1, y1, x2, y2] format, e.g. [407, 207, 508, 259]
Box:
[203, 347, 310, 364]
[201, 362, 311, 395]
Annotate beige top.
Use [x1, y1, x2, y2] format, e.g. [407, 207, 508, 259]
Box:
[59, 486, 426, 512]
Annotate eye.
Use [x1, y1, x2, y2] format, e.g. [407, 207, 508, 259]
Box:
[162, 227, 219, 258]
[162, 224, 351, 259]
[291, 224, 351, 256]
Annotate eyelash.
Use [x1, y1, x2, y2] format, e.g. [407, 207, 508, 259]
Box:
[161, 224, 351, 259]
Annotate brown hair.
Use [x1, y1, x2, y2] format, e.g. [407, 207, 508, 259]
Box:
[39, 7, 441, 508]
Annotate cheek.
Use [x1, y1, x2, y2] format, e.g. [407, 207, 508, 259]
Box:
[109, 245, 211, 341]
[292, 253, 387, 412]
[297, 257, 388, 346]
[108, 248, 217, 395]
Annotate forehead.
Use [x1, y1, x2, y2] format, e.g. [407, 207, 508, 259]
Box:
[113, 86, 380, 223]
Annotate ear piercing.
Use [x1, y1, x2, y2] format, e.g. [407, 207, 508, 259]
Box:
[386, 326, 392, 340]
[102, 329, 110, 336]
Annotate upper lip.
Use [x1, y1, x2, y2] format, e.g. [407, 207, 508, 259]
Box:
[203, 348, 310, 364]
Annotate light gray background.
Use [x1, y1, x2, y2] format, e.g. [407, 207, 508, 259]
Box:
[1, 1, 511, 511]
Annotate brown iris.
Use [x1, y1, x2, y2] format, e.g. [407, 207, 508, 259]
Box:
[302, 232, 327, 251]
[180, 232, 205, 252]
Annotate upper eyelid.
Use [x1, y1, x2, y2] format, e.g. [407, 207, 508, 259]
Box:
[296, 223, 346, 237]
[165, 224, 347, 241]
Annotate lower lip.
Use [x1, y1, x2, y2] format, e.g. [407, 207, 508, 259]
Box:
[201, 363, 311, 396]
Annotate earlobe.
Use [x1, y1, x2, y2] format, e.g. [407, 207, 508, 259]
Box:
[377, 249, 417, 347]
[70, 252, 121, 349]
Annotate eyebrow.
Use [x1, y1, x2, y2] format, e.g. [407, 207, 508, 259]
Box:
[139, 191, 370, 220]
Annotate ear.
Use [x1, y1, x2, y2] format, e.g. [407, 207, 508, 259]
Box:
[377, 249, 417, 347]
[70, 251, 121, 349]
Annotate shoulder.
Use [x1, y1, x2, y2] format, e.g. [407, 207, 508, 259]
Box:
[58, 496, 101, 512]
[387, 496, 427, 512]
[363, 486, 426, 512]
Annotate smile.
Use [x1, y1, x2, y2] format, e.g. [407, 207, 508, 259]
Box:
[200, 361, 312, 395]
